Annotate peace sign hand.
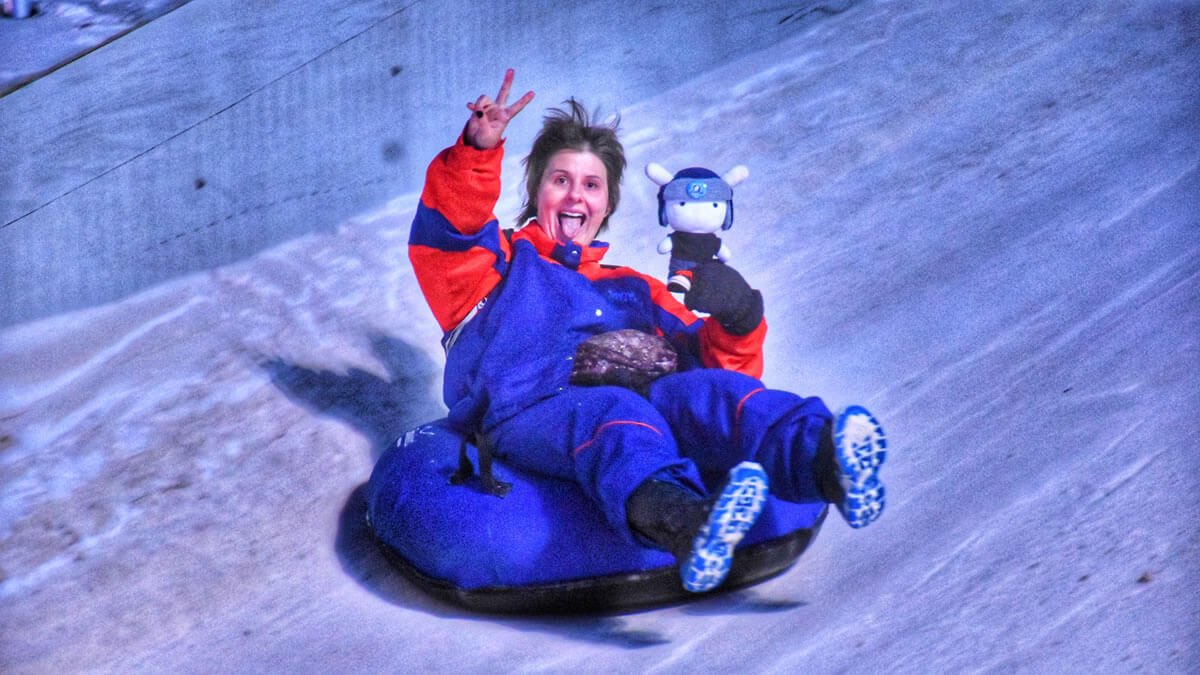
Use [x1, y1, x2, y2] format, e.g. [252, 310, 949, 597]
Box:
[465, 69, 535, 150]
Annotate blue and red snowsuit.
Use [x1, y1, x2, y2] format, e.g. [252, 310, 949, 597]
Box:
[409, 136, 834, 543]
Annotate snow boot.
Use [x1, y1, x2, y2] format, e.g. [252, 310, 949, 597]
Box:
[627, 461, 770, 593]
[816, 405, 888, 528]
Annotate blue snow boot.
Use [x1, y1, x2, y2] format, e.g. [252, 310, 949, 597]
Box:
[680, 461, 771, 592]
[817, 405, 888, 528]
[626, 461, 770, 593]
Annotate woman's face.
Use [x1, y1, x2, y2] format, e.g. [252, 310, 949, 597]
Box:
[536, 149, 610, 246]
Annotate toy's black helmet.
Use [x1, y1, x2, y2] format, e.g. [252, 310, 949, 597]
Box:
[657, 168, 735, 231]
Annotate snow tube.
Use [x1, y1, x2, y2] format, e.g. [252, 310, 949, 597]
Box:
[365, 418, 828, 614]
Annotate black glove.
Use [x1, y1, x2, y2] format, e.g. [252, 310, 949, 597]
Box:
[683, 262, 764, 335]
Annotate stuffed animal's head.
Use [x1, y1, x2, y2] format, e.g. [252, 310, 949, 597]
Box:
[646, 163, 749, 233]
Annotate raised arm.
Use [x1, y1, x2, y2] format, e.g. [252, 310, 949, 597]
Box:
[409, 70, 534, 332]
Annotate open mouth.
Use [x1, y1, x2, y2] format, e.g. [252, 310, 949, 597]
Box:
[558, 212, 586, 239]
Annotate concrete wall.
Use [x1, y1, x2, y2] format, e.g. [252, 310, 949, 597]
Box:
[0, 0, 854, 327]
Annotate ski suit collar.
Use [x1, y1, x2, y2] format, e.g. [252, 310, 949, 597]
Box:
[514, 221, 610, 270]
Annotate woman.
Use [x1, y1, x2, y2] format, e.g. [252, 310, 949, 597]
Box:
[408, 70, 887, 594]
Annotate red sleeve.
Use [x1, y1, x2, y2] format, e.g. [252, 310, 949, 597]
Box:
[699, 318, 766, 379]
[408, 136, 512, 332]
[422, 135, 504, 236]
[601, 266, 767, 378]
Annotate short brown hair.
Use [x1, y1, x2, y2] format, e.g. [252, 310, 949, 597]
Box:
[519, 99, 626, 232]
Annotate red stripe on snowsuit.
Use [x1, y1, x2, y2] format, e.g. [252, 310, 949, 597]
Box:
[733, 387, 766, 449]
[572, 420, 665, 457]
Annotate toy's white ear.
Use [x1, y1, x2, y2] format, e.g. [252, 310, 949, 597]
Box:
[724, 165, 749, 187]
[646, 162, 674, 186]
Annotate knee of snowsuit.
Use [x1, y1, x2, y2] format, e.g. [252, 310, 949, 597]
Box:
[488, 386, 704, 544]
[488, 369, 834, 545]
[648, 369, 834, 504]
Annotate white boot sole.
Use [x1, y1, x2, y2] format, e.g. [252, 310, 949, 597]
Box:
[681, 461, 770, 593]
[833, 405, 888, 529]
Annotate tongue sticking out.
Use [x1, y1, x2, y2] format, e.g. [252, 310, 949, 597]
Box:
[559, 214, 585, 240]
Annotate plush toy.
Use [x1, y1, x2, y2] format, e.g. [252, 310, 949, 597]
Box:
[646, 162, 749, 292]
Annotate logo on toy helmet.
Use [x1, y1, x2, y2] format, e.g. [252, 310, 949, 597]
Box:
[686, 181, 708, 199]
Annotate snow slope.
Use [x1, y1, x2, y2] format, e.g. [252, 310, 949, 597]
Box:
[2, 0, 1198, 672]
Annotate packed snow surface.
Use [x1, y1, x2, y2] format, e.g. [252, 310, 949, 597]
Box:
[2, 0, 1198, 672]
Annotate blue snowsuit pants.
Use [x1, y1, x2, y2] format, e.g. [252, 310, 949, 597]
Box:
[487, 368, 833, 543]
